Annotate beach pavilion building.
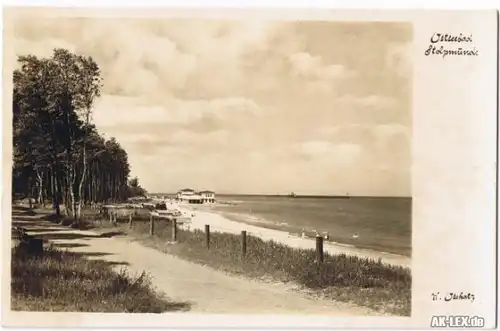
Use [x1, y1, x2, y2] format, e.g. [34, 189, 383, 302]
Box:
[176, 188, 215, 204]
[199, 190, 215, 203]
[176, 188, 198, 203]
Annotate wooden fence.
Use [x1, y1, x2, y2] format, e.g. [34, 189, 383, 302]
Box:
[126, 213, 326, 264]
[13, 205, 326, 263]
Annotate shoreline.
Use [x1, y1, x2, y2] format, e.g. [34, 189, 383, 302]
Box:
[216, 210, 411, 257]
[176, 204, 411, 269]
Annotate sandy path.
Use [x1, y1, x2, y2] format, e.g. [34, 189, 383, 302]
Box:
[176, 207, 411, 268]
[13, 214, 382, 316]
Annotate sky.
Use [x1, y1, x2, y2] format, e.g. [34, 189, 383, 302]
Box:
[10, 16, 412, 196]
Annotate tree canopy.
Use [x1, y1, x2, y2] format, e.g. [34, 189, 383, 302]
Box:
[12, 48, 146, 219]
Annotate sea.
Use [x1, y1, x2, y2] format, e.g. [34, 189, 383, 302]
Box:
[155, 194, 412, 257]
[204, 195, 411, 257]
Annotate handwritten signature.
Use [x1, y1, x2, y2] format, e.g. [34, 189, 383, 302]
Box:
[431, 292, 476, 303]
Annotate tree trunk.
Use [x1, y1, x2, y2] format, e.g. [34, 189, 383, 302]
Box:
[35, 168, 44, 206]
[76, 201, 82, 220]
[91, 163, 96, 204]
[76, 140, 87, 219]
[71, 164, 78, 221]
[53, 169, 61, 216]
[93, 162, 98, 204]
[69, 187, 76, 219]
[64, 169, 74, 219]
[29, 177, 35, 208]
[50, 167, 55, 204]
[64, 185, 70, 217]
[108, 173, 112, 203]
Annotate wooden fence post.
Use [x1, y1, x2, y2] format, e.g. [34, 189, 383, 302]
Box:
[241, 230, 247, 258]
[129, 214, 132, 228]
[205, 224, 210, 249]
[150, 214, 155, 235]
[316, 236, 324, 264]
[109, 211, 113, 224]
[172, 219, 177, 242]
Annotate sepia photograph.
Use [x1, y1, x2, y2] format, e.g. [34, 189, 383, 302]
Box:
[7, 13, 412, 316]
[1, 6, 497, 330]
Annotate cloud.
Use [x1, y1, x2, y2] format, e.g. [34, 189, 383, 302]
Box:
[169, 129, 230, 146]
[386, 42, 412, 78]
[298, 141, 362, 166]
[374, 123, 410, 139]
[11, 18, 282, 100]
[8, 16, 412, 195]
[74, 20, 199, 97]
[341, 94, 398, 110]
[314, 122, 411, 173]
[116, 132, 164, 145]
[14, 37, 76, 59]
[318, 124, 376, 144]
[319, 122, 409, 141]
[92, 96, 168, 127]
[288, 52, 355, 82]
[93, 94, 263, 128]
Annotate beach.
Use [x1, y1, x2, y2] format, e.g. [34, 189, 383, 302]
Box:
[175, 204, 411, 269]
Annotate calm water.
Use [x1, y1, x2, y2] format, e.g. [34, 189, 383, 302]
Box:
[209, 195, 412, 256]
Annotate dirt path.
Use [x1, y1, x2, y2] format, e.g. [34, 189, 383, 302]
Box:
[12, 212, 383, 315]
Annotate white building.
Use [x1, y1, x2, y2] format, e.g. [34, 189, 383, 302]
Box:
[199, 190, 215, 203]
[176, 188, 215, 204]
[176, 188, 195, 201]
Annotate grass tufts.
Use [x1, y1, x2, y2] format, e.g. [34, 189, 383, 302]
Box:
[11, 245, 191, 313]
[104, 216, 411, 316]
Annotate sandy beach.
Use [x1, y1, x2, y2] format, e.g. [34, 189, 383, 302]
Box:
[173, 204, 411, 269]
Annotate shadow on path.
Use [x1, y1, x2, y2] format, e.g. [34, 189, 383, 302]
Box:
[96, 260, 131, 267]
[22, 228, 68, 233]
[12, 219, 54, 228]
[12, 217, 126, 241]
[50, 242, 90, 249]
[35, 231, 126, 241]
[10, 206, 192, 313]
[80, 252, 115, 257]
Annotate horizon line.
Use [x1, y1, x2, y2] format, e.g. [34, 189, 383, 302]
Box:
[147, 192, 412, 198]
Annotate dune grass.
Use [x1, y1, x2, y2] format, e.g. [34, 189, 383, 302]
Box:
[10, 244, 190, 313]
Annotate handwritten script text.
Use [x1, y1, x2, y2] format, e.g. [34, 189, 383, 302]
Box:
[431, 292, 476, 303]
[425, 33, 479, 58]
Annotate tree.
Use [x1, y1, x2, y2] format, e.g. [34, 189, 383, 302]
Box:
[47, 49, 102, 220]
[128, 177, 148, 198]
[13, 55, 70, 214]
[12, 48, 141, 222]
